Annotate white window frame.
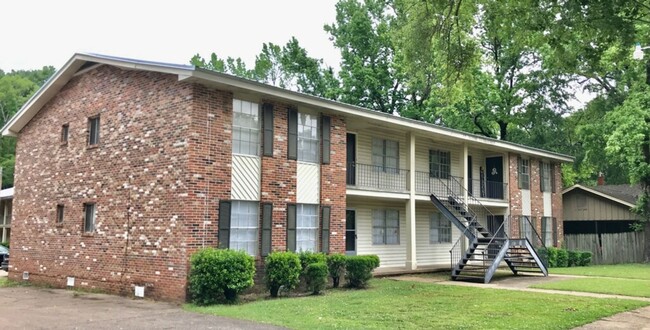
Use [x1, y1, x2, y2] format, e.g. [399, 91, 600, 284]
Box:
[296, 204, 319, 252]
[230, 201, 259, 256]
[88, 116, 100, 146]
[541, 162, 552, 192]
[297, 112, 319, 163]
[372, 138, 399, 173]
[519, 158, 530, 190]
[372, 209, 400, 245]
[232, 99, 261, 156]
[429, 149, 451, 179]
[83, 203, 95, 233]
[430, 212, 451, 243]
[542, 216, 553, 246]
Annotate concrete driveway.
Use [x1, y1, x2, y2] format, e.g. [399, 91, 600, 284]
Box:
[0, 285, 283, 330]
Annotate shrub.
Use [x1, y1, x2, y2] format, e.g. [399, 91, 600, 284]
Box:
[0, 241, 8, 249]
[547, 247, 559, 267]
[298, 251, 326, 273]
[536, 247, 549, 267]
[305, 262, 328, 295]
[556, 248, 569, 267]
[189, 248, 255, 305]
[326, 253, 347, 288]
[345, 255, 380, 288]
[265, 251, 302, 297]
[578, 251, 592, 266]
[567, 250, 580, 267]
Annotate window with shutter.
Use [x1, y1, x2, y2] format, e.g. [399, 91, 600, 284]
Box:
[232, 99, 261, 156]
[229, 201, 259, 256]
[218, 201, 231, 249]
[262, 103, 274, 157]
[321, 116, 331, 164]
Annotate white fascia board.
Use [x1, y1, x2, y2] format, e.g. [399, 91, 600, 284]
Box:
[187, 70, 573, 163]
[562, 184, 636, 208]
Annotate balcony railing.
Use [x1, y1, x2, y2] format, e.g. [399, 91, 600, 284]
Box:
[414, 171, 463, 197]
[346, 162, 409, 193]
[469, 178, 507, 201]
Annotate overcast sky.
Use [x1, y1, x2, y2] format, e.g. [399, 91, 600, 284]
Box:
[1, 0, 341, 71]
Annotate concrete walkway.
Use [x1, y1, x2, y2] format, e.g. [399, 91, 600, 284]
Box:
[391, 274, 650, 329]
[0, 285, 284, 330]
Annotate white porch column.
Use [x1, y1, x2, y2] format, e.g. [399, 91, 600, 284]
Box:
[405, 132, 417, 270]
[462, 143, 469, 205]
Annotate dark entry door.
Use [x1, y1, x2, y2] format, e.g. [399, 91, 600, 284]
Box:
[467, 156, 473, 196]
[487, 215, 505, 237]
[346, 210, 356, 255]
[485, 156, 504, 199]
[346, 134, 356, 185]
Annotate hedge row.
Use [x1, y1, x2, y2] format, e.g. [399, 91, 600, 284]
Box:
[539, 247, 592, 268]
[189, 248, 380, 305]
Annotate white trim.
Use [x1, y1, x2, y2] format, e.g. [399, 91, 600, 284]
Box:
[346, 189, 409, 200]
[562, 184, 636, 208]
[73, 63, 103, 77]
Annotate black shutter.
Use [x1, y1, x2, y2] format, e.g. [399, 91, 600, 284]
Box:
[322, 116, 331, 164]
[218, 201, 231, 249]
[321, 206, 331, 253]
[517, 156, 523, 189]
[541, 217, 547, 245]
[551, 163, 556, 193]
[288, 108, 298, 160]
[286, 204, 297, 252]
[261, 203, 273, 256]
[263, 103, 274, 157]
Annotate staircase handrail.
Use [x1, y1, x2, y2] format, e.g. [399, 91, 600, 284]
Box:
[514, 215, 548, 268]
[448, 176, 506, 238]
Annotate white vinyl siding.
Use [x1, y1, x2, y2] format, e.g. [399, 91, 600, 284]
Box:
[298, 112, 319, 163]
[297, 163, 320, 204]
[297, 204, 319, 252]
[429, 212, 451, 243]
[416, 204, 459, 266]
[350, 201, 406, 267]
[231, 155, 261, 201]
[372, 209, 399, 245]
[230, 201, 259, 256]
[232, 99, 260, 156]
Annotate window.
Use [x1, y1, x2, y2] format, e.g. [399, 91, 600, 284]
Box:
[541, 162, 552, 192]
[230, 201, 259, 256]
[297, 113, 319, 163]
[56, 205, 64, 224]
[541, 216, 553, 246]
[430, 212, 451, 243]
[372, 209, 399, 245]
[83, 203, 95, 233]
[232, 99, 260, 156]
[88, 116, 100, 146]
[372, 138, 399, 172]
[429, 150, 451, 179]
[518, 157, 530, 190]
[296, 204, 318, 251]
[61, 124, 69, 143]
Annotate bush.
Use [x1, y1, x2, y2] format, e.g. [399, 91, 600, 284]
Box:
[578, 251, 592, 266]
[265, 251, 302, 297]
[345, 255, 380, 288]
[189, 248, 255, 305]
[556, 248, 569, 267]
[0, 241, 8, 249]
[305, 262, 328, 294]
[567, 250, 580, 267]
[547, 247, 559, 267]
[326, 253, 347, 288]
[298, 251, 326, 273]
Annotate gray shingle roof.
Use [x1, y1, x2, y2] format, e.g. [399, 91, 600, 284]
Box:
[590, 184, 643, 205]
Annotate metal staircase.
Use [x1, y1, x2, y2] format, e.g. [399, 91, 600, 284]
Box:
[429, 177, 548, 283]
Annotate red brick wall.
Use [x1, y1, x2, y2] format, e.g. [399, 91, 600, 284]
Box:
[551, 164, 564, 246]
[259, 100, 296, 253]
[10, 66, 194, 301]
[530, 160, 544, 234]
[508, 153, 522, 236]
[320, 115, 346, 254]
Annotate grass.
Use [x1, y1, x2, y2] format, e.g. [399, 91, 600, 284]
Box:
[550, 264, 650, 280]
[532, 277, 650, 298]
[186, 279, 647, 329]
[0, 277, 23, 288]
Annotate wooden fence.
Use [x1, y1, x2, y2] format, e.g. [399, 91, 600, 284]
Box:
[564, 232, 646, 264]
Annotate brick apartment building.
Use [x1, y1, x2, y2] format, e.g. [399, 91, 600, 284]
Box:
[1, 54, 572, 301]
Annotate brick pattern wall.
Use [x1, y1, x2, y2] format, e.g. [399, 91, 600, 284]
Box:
[10, 66, 194, 301]
[508, 153, 522, 237]
[530, 160, 544, 234]
[551, 164, 564, 246]
[320, 115, 346, 254]
[259, 100, 296, 253]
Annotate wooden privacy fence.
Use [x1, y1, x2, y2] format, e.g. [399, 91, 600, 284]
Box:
[564, 232, 646, 264]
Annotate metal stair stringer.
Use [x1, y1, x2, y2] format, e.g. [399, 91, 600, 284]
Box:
[430, 194, 477, 241]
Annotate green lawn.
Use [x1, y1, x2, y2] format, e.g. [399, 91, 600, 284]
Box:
[186, 279, 647, 329]
[532, 277, 650, 298]
[550, 264, 650, 280]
